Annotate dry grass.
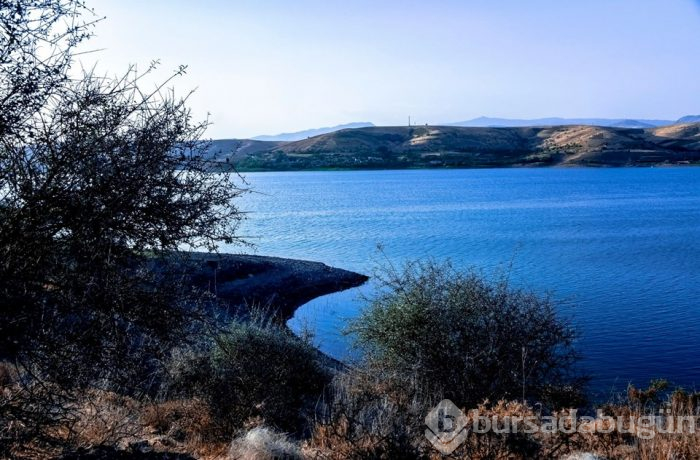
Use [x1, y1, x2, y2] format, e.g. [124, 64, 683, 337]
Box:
[140, 398, 228, 458]
[306, 399, 700, 459]
[303, 373, 700, 460]
[64, 390, 144, 448]
[1, 380, 225, 459]
[461, 397, 700, 459]
[305, 369, 435, 459]
[1, 382, 146, 459]
[229, 427, 302, 460]
[3, 359, 699, 459]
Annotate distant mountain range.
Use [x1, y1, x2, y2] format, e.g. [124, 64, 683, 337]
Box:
[209, 121, 700, 171]
[446, 116, 680, 129]
[251, 122, 375, 142]
[677, 115, 700, 124]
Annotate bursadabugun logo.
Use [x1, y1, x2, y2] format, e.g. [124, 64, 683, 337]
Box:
[424, 399, 469, 454]
[425, 399, 698, 454]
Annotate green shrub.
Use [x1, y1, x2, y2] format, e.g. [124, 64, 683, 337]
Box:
[347, 260, 586, 408]
[166, 319, 331, 437]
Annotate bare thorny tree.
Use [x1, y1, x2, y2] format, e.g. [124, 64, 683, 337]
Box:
[0, 0, 247, 451]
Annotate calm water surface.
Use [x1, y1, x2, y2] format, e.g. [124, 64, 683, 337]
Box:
[223, 168, 700, 395]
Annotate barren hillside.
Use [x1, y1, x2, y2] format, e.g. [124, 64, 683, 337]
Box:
[209, 123, 700, 171]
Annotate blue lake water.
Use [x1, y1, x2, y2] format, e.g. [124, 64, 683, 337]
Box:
[224, 168, 700, 396]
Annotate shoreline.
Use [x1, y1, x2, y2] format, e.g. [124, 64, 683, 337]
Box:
[179, 252, 369, 322]
[212, 163, 700, 173]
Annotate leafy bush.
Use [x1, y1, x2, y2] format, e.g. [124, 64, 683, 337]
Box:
[166, 319, 331, 436]
[347, 260, 586, 408]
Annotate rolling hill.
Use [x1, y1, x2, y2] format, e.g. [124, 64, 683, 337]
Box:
[250, 122, 375, 142]
[676, 115, 700, 124]
[208, 123, 700, 171]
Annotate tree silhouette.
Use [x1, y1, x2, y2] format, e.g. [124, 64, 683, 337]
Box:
[0, 0, 246, 448]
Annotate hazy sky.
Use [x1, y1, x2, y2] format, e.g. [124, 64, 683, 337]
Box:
[84, 0, 700, 138]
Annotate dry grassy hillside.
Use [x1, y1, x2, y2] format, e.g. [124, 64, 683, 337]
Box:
[212, 123, 700, 171]
[652, 122, 700, 138]
[650, 123, 700, 151]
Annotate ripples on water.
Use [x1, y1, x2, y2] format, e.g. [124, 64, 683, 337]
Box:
[221, 167, 700, 395]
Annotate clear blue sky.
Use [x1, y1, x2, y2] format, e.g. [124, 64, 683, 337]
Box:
[85, 0, 700, 138]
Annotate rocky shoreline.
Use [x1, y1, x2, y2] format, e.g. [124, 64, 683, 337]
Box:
[177, 252, 369, 322]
